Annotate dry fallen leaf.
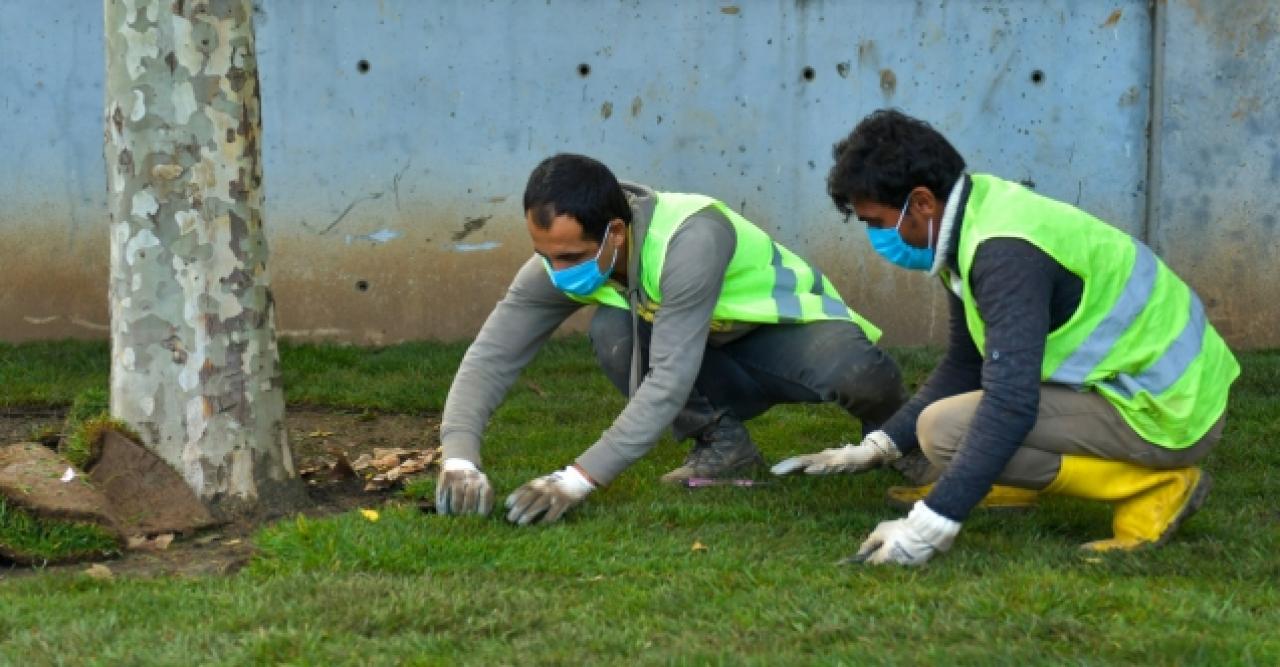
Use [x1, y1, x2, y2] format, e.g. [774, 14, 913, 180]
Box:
[691, 540, 708, 553]
[83, 563, 113, 580]
[350, 453, 374, 472]
[371, 453, 402, 471]
[360, 509, 380, 522]
[396, 459, 427, 475]
[307, 430, 334, 438]
[126, 533, 176, 552]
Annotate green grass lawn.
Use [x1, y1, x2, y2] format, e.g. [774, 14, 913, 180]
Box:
[1, 338, 1278, 665]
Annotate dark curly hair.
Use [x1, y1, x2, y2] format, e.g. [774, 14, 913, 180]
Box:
[524, 153, 633, 243]
[827, 109, 966, 219]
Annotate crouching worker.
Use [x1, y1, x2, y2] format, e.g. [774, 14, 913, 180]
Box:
[774, 110, 1239, 564]
[437, 153, 907, 525]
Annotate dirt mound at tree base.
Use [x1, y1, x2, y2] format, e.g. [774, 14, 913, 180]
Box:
[88, 431, 217, 535]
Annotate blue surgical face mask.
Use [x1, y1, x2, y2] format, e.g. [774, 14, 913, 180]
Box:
[866, 197, 934, 271]
[542, 225, 618, 296]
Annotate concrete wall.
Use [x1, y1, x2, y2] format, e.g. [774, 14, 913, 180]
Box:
[1, 1, 1275, 347]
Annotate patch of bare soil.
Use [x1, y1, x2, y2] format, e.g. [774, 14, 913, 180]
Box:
[0, 407, 439, 579]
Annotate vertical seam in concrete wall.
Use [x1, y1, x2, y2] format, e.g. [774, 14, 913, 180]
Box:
[1142, 0, 1167, 253]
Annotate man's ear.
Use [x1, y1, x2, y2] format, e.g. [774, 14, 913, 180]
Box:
[908, 186, 939, 220]
[608, 218, 627, 248]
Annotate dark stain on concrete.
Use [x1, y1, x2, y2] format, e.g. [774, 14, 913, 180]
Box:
[858, 40, 877, 67]
[879, 69, 897, 96]
[314, 192, 384, 235]
[1118, 86, 1140, 107]
[452, 215, 493, 242]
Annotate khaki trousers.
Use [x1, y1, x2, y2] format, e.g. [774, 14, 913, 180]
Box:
[916, 385, 1226, 489]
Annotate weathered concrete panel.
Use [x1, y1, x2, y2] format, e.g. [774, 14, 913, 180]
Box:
[252, 0, 1152, 346]
[0, 6, 109, 340]
[1153, 0, 1280, 346]
[7, 1, 1272, 348]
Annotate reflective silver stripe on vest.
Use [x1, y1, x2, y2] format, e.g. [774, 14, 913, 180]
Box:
[809, 266, 851, 319]
[1102, 291, 1207, 399]
[1049, 241, 1159, 386]
[770, 244, 803, 322]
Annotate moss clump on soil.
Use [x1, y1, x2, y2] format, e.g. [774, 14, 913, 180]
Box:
[59, 388, 139, 470]
[0, 498, 120, 564]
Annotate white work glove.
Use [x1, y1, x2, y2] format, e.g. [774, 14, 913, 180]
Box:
[849, 501, 961, 567]
[771, 430, 902, 476]
[505, 465, 595, 526]
[435, 458, 494, 516]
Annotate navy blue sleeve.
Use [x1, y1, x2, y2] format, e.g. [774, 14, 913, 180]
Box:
[879, 287, 983, 454]
[922, 238, 1056, 522]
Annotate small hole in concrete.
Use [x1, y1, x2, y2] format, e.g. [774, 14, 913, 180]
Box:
[802, 66, 815, 81]
[577, 63, 591, 77]
[357, 59, 371, 74]
[1030, 69, 1044, 84]
[355, 280, 370, 292]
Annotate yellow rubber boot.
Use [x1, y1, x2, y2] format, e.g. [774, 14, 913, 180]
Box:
[884, 483, 1040, 512]
[1042, 455, 1213, 551]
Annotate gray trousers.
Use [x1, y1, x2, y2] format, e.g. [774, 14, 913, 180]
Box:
[589, 307, 907, 440]
[917, 384, 1226, 489]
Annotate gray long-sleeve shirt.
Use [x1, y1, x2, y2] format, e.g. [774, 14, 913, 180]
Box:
[439, 182, 738, 485]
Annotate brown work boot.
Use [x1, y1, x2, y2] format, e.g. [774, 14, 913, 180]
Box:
[660, 415, 765, 484]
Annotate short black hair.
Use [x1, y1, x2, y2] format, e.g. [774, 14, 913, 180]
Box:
[827, 109, 966, 219]
[523, 153, 633, 242]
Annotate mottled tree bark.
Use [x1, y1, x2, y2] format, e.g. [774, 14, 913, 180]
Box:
[104, 0, 299, 514]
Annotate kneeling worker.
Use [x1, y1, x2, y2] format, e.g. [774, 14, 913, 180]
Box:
[775, 110, 1239, 564]
[437, 153, 907, 525]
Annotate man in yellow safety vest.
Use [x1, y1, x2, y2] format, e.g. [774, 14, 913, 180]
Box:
[436, 153, 910, 525]
[774, 110, 1239, 565]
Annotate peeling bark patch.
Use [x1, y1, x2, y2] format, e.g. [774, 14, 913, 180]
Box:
[228, 177, 248, 202]
[225, 66, 246, 92]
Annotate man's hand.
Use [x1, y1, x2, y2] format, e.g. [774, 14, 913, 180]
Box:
[435, 458, 495, 516]
[848, 501, 961, 566]
[771, 430, 902, 476]
[505, 465, 595, 526]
